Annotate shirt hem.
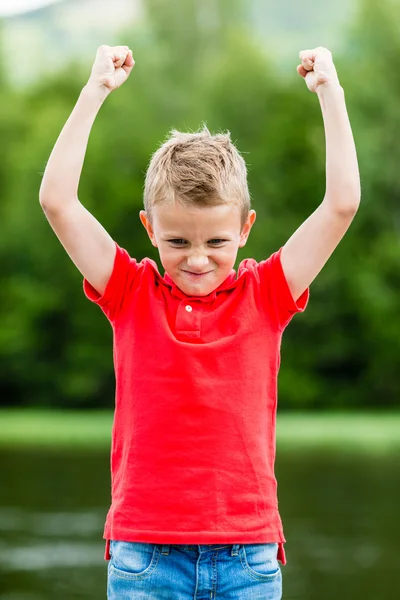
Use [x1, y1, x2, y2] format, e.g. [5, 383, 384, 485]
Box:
[103, 528, 287, 565]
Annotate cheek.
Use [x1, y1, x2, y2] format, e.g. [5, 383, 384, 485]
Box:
[159, 247, 181, 267]
[215, 248, 237, 266]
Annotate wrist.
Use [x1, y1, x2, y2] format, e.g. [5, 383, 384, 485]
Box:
[316, 80, 344, 98]
[82, 81, 110, 106]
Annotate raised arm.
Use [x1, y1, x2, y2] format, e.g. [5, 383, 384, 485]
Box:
[280, 47, 361, 302]
[39, 45, 135, 296]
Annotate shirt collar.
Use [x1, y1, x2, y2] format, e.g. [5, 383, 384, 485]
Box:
[163, 270, 237, 303]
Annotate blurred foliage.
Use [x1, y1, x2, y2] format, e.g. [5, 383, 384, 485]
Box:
[0, 0, 399, 410]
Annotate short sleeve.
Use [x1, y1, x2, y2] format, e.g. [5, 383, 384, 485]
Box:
[256, 247, 309, 330]
[83, 241, 141, 323]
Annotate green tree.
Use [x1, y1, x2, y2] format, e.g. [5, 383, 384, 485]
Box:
[1, 0, 399, 409]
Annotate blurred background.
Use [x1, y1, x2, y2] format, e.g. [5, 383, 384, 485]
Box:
[0, 0, 399, 598]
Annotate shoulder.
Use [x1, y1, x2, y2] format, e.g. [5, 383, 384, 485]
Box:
[237, 250, 283, 283]
[84, 244, 162, 312]
[115, 244, 160, 279]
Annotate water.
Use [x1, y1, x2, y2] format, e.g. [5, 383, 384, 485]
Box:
[0, 447, 399, 599]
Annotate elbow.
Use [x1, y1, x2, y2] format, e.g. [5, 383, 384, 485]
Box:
[39, 193, 61, 215]
[337, 198, 360, 218]
[326, 189, 361, 218]
[39, 178, 58, 210]
[39, 187, 72, 213]
[39, 195, 54, 213]
[39, 195, 48, 211]
[39, 182, 50, 209]
[39, 193, 47, 209]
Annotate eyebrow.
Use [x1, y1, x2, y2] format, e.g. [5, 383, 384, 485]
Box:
[162, 232, 232, 238]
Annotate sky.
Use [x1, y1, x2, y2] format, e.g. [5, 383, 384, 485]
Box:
[0, 0, 63, 17]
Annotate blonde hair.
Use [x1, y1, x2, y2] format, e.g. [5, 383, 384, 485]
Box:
[143, 124, 251, 229]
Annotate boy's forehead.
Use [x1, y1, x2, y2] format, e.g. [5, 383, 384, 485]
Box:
[153, 201, 241, 232]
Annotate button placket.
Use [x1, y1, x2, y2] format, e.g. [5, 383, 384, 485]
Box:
[176, 300, 202, 338]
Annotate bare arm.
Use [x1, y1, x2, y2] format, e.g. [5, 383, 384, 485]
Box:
[281, 47, 361, 301]
[39, 45, 135, 296]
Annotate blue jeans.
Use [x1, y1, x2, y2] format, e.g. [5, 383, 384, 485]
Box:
[107, 541, 282, 599]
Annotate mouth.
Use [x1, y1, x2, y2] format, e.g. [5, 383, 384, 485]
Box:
[181, 270, 213, 279]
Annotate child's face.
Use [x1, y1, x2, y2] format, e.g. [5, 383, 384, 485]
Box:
[140, 201, 256, 297]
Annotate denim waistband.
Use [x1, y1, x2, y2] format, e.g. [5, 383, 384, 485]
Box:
[162, 544, 241, 555]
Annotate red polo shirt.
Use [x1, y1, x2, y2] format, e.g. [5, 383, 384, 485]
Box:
[83, 242, 309, 565]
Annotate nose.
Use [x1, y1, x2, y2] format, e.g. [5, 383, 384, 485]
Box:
[186, 253, 209, 271]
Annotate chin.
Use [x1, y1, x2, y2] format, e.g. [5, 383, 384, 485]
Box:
[189, 288, 214, 297]
[181, 284, 214, 297]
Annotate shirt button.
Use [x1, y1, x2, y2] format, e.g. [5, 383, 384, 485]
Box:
[185, 305, 193, 312]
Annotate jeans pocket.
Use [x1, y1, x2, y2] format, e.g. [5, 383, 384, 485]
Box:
[241, 543, 282, 581]
[109, 541, 160, 580]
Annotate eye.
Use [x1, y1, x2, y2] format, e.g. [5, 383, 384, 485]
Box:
[168, 239, 187, 245]
[208, 239, 226, 245]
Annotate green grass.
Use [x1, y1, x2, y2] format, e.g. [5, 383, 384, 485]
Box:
[275, 411, 400, 454]
[0, 409, 113, 450]
[0, 408, 399, 454]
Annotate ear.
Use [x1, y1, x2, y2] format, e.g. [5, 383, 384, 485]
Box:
[239, 210, 256, 247]
[139, 210, 158, 247]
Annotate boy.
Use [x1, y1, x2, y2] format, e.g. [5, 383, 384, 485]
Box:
[39, 44, 360, 599]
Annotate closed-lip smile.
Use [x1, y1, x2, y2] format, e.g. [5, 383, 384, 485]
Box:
[182, 270, 212, 276]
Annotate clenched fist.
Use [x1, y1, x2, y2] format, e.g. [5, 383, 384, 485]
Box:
[87, 45, 135, 95]
[297, 47, 340, 93]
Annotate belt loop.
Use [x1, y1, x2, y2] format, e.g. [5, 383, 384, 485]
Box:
[230, 544, 240, 556]
[161, 544, 171, 555]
